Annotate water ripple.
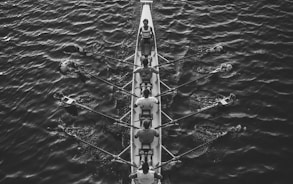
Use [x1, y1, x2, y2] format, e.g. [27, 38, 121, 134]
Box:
[1, 0, 293, 183]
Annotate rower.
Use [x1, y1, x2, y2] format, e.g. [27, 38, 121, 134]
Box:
[135, 119, 159, 163]
[129, 162, 162, 184]
[133, 58, 159, 91]
[139, 19, 154, 54]
[135, 119, 159, 145]
[134, 89, 159, 120]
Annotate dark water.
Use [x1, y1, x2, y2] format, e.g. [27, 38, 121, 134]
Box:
[1, 0, 292, 184]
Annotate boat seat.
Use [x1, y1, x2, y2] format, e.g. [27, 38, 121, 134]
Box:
[135, 144, 153, 156]
[139, 143, 153, 164]
[139, 109, 153, 122]
[139, 148, 153, 156]
[140, 82, 152, 92]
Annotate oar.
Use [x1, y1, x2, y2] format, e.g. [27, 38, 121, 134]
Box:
[60, 96, 130, 125]
[77, 68, 139, 98]
[91, 52, 138, 67]
[114, 122, 140, 129]
[155, 73, 213, 97]
[155, 102, 219, 129]
[155, 63, 233, 97]
[97, 53, 140, 67]
[154, 45, 222, 68]
[154, 53, 202, 68]
[155, 94, 235, 129]
[154, 131, 228, 169]
[59, 125, 137, 167]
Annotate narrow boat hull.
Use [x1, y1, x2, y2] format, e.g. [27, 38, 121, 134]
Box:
[130, 1, 162, 183]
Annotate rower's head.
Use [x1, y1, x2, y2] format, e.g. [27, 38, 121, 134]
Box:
[143, 89, 150, 98]
[142, 58, 149, 67]
[142, 162, 149, 174]
[143, 119, 151, 129]
[143, 19, 148, 26]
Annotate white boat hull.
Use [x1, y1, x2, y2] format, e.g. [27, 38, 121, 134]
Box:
[130, 1, 162, 183]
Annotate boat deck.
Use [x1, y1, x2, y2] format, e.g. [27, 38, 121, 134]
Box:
[130, 1, 162, 181]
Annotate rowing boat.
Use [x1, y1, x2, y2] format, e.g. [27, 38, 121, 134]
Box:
[56, 0, 238, 183]
[130, 0, 162, 182]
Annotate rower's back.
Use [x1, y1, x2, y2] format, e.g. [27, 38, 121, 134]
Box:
[135, 119, 159, 145]
[135, 89, 158, 110]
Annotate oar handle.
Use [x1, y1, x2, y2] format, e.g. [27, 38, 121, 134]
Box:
[154, 156, 181, 169]
[112, 156, 138, 168]
[155, 120, 178, 129]
[155, 88, 176, 97]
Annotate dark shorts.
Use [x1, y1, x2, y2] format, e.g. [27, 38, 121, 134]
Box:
[142, 38, 151, 44]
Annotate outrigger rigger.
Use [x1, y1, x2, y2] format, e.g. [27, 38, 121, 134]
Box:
[56, 0, 238, 183]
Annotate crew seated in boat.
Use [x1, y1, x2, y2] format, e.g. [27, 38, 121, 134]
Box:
[139, 19, 154, 53]
[134, 89, 159, 110]
[133, 59, 159, 90]
[135, 119, 159, 145]
[129, 162, 163, 184]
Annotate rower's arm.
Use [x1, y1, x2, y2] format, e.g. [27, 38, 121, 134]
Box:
[154, 130, 159, 137]
[139, 27, 142, 37]
[151, 67, 159, 74]
[134, 131, 140, 138]
[134, 99, 141, 108]
[153, 97, 159, 104]
[154, 172, 163, 180]
[150, 27, 154, 38]
[129, 173, 137, 179]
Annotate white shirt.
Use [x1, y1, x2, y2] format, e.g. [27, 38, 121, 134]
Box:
[137, 170, 155, 184]
[135, 97, 158, 110]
